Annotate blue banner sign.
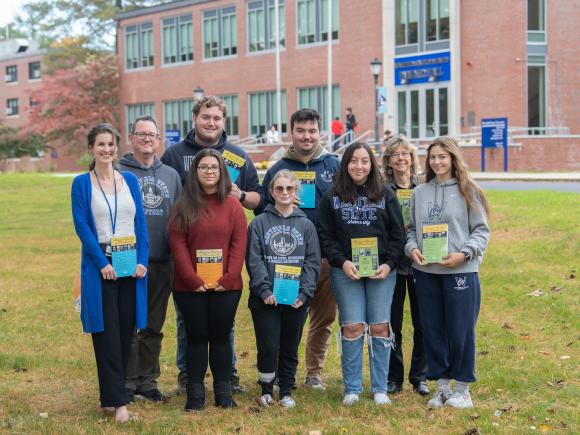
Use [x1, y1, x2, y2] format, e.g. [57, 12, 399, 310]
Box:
[377, 86, 387, 114]
[395, 51, 451, 86]
[164, 130, 181, 149]
[481, 117, 508, 172]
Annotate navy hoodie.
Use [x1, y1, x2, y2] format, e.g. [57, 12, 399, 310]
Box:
[246, 204, 321, 304]
[161, 129, 261, 195]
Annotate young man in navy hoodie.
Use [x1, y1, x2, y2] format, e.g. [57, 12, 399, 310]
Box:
[119, 115, 182, 403]
[257, 108, 340, 390]
[162, 96, 262, 394]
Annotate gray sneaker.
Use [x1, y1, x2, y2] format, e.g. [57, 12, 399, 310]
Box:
[445, 391, 473, 408]
[304, 376, 326, 390]
[427, 390, 450, 409]
[280, 396, 296, 408]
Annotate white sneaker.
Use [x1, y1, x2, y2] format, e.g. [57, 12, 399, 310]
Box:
[374, 393, 392, 405]
[427, 390, 450, 409]
[259, 394, 274, 407]
[304, 376, 326, 390]
[444, 391, 473, 408]
[343, 393, 360, 406]
[280, 396, 296, 408]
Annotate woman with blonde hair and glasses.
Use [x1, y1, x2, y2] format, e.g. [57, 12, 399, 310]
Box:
[381, 135, 429, 397]
[405, 136, 490, 409]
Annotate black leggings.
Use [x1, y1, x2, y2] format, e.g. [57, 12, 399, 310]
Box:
[173, 291, 241, 384]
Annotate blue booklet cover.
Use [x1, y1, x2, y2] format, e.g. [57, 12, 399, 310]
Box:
[223, 150, 244, 183]
[293, 171, 316, 208]
[272, 265, 301, 305]
[111, 235, 137, 277]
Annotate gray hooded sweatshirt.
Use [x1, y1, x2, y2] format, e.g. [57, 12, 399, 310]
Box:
[119, 153, 182, 262]
[246, 204, 321, 304]
[405, 177, 490, 274]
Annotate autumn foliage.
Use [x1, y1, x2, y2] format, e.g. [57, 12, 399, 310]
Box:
[28, 53, 119, 150]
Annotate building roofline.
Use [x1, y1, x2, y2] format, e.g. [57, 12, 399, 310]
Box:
[115, 0, 215, 21]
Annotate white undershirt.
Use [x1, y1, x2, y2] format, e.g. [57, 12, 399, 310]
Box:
[91, 181, 136, 244]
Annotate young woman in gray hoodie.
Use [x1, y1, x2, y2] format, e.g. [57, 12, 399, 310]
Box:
[246, 170, 321, 409]
[405, 136, 490, 409]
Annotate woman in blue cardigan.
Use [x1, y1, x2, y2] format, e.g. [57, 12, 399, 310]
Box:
[71, 124, 149, 423]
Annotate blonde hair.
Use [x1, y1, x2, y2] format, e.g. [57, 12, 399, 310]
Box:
[269, 170, 301, 202]
[381, 135, 421, 183]
[426, 136, 490, 215]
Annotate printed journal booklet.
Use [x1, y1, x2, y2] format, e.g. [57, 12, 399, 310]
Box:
[111, 235, 137, 277]
[196, 249, 223, 289]
[292, 171, 316, 208]
[273, 264, 301, 305]
[396, 189, 412, 225]
[222, 150, 245, 183]
[351, 237, 379, 277]
[422, 224, 449, 263]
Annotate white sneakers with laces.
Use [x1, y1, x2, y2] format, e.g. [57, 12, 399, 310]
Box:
[444, 390, 473, 408]
[427, 390, 451, 409]
[342, 393, 360, 406]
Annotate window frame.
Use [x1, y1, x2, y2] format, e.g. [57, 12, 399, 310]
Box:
[219, 94, 240, 136]
[5, 65, 17, 83]
[247, 0, 285, 54]
[296, 0, 339, 47]
[28, 61, 41, 80]
[162, 14, 194, 65]
[126, 102, 155, 142]
[296, 84, 340, 131]
[395, 0, 419, 47]
[124, 22, 154, 71]
[425, 0, 450, 42]
[202, 5, 238, 60]
[6, 98, 19, 116]
[248, 90, 287, 136]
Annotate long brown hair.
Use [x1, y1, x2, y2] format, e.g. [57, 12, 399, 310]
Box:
[87, 123, 120, 170]
[381, 135, 421, 183]
[335, 142, 385, 203]
[426, 136, 490, 215]
[169, 149, 232, 231]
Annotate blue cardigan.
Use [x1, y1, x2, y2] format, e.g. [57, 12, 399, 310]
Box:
[71, 171, 149, 333]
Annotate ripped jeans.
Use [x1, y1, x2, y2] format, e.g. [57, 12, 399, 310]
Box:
[331, 267, 396, 394]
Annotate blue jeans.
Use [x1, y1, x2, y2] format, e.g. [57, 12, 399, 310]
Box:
[331, 267, 396, 394]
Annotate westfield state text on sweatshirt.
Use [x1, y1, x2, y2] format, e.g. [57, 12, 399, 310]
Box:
[161, 129, 261, 196]
[246, 204, 321, 304]
[119, 154, 182, 262]
[317, 185, 405, 271]
[404, 177, 490, 275]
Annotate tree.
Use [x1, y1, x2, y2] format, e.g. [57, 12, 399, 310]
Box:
[28, 53, 120, 151]
[0, 125, 45, 159]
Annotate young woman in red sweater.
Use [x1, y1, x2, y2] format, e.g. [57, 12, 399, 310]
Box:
[168, 149, 247, 411]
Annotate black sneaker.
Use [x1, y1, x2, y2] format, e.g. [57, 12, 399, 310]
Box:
[135, 388, 169, 403]
[176, 371, 188, 396]
[231, 374, 246, 394]
[125, 388, 135, 404]
[387, 381, 402, 394]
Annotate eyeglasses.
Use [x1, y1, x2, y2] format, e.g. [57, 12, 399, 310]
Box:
[391, 151, 410, 158]
[197, 164, 220, 173]
[273, 185, 297, 194]
[133, 132, 160, 140]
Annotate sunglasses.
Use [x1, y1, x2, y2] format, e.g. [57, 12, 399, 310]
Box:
[273, 185, 297, 194]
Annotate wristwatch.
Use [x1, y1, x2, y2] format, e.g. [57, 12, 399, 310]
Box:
[239, 191, 247, 203]
[460, 251, 471, 262]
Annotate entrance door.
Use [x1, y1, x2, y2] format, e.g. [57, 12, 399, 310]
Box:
[397, 86, 449, 138]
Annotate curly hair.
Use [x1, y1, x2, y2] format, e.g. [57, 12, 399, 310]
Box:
[381, 135, 421, 183]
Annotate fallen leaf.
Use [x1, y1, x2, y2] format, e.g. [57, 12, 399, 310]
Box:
[309, 431, 322, 435]
[544, 417, 551, 422]
[464, 429, 480, 435]
[97, 418, 107, 424]
[530, 426, 537, 431]
[39, 413, 48, 418]
[469, 413, 480, 420]
[556, 379, 566, 386]
[248, 406, 261, 414]
[538, 350, 550, 355]
[13, 367, 28, 373]
[235, 427, 241, 433]
[559, 355, 571, 360]
[496, 389, 504, 393]
[493, 410, 503, 417]
[519, 334, 531, 340]
[527, 289, 544, 297]
[528, 415, 537, 422]
[501, 322, 513, 329]
[546, 407, 555, 414]
[566, 340, 574, 347]
[477, 350, 489, 356]
[341, 428, 348, 433]
[500, 405, 514, 413]
[560, 421, 568, 428]
[549, 285, 563, 292]
[538, 424, 551, 432]
[508, 345, 516, 351]
[239, 351, 249, 358]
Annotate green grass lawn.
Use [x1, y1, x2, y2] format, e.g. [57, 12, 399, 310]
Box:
[0, 173, 578, 434]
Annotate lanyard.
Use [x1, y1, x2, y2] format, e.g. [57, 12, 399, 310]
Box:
[93, 169, 118, 236]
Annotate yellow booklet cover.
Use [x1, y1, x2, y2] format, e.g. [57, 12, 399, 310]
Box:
[196, 249, 223, 289]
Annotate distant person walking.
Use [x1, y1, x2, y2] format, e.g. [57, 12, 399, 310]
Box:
[71, 124, 148, 423]
[406, 136, 490, 409]
[345, 108, 357, 144]
[331, 117, 344, 151]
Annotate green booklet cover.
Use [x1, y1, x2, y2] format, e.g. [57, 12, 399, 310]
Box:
[351, 237, 379, 277]
[422, 224, 448, 263]
[396, 189, 412, 226]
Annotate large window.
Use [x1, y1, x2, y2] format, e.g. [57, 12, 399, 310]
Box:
[6, 98, 19, 116]
[396, 0, 418, 46]
[426, 0, 449, 41]
[5, 65, 17, 83]
[297, 85, 340, 131]
[125, 22, 154, 70]
[528, 64, 546, 130]
[297, 0, 339, 46]
[126, 103, 155, 139]
[220, 94, 239, 136]
[527, 0, 546, 42]
[164, 99, 193, 139]
[203, 6, 237, 59]
[249, 91, 287, 136]
[247, 0, 285, 53]
[162, 14, 193, 64]
[28, 61, 41, 80]
[397, 87, 448, 138]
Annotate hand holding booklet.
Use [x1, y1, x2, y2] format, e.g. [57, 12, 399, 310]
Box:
[421, 224, 449, 263]
[111, 234, 137, 277]
[196, 249, 223, 289]
[351, 237, 379, 277]
[273, 265, 301, 305]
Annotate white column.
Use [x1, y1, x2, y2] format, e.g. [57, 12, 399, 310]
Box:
[449, 0, 461, 135]
[327, 0, 333, 144]
[275, 0, 282, 133]
[383, 0, 396, 133]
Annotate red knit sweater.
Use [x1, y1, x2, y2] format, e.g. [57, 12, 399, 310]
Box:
[169, 194, 248, 292]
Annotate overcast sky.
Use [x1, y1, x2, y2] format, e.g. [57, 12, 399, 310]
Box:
[0, 0, 29, 27]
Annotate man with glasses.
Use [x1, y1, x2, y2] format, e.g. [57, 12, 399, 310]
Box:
[257, 108, 340, 390]
[162, 95, 262, 395]
[119, 115, 182, 403]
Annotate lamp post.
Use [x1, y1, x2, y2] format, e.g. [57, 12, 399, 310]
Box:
[369, 58, 382, 151]
[193, 85, 204, 101]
